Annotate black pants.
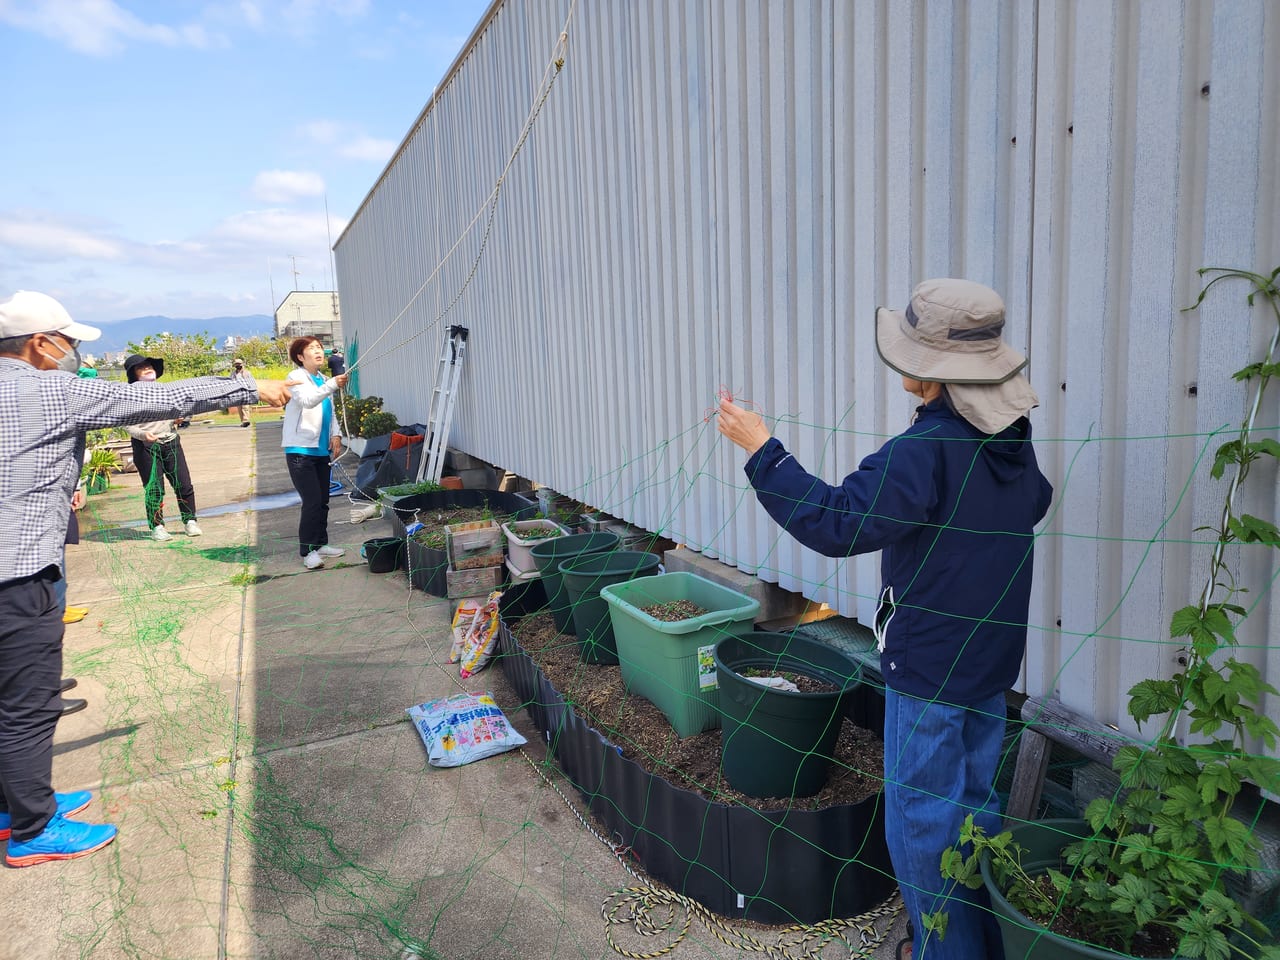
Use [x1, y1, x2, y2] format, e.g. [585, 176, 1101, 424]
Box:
[0, 569, 63, 842]
[132, 437, 197, 528]
[286, 453, 332, 556]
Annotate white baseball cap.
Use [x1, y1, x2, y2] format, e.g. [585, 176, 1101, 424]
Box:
[0, 291, 102, 342]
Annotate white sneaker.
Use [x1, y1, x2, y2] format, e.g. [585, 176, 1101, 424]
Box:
[303, 551, 324, 570]
[185, 520, 203, 537]
[316, 545, 345, 558]
[152, 525, 172, 542]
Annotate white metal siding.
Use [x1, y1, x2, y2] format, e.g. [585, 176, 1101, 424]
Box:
[334, 0, 1280, 735]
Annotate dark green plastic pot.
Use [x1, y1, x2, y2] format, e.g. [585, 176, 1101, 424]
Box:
[713, 632, 860, 799]
[559, 550, 661, 663]
[981, 819, 1179, 959]
[361, 537, 404, 573]
[529, 532, 620, 632]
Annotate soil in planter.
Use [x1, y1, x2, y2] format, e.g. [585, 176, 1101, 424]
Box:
[510, 524, 565, 542]
[642, 600, 708, 621]
[1020, 875, 1181, 957]
[410, 506, 501, 550]
[740, 667, 841, 695]
[511, 612, 883, 811]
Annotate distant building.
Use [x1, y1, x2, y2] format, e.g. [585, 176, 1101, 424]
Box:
[275, 291, 342, 347]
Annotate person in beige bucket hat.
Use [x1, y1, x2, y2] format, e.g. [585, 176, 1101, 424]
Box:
[875, 277, 1040, 434]
[718, 278, 1052, 959]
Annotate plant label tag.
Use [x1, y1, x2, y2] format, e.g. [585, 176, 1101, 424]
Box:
[697, 644, 718, 690]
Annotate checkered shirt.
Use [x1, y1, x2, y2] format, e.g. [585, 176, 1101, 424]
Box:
[0, 357, 258, 583]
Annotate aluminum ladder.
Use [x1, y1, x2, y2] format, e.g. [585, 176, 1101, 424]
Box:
[417, 325, 470, 484]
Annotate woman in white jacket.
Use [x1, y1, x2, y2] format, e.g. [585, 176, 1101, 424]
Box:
[282, 337, 349, 569]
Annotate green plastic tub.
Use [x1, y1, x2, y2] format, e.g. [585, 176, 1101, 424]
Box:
[714, 632, 861, 798]
[530, 532, 620, 633]
[600, 572, 760, 737]
[559, 550, 661, 664]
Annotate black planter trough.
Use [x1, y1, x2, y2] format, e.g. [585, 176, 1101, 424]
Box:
[496, 595, 895, 926]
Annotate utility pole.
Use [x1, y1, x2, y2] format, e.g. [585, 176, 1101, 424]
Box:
[289, 255, 302, 291]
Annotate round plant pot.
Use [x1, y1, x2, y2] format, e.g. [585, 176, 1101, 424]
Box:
[441, 476, 464, 490]
[559, 551, 661, 664]
[713, 632, 861, 798]
[981, 819, 1176, 959]
[361, 537, 404, 574]
[529, 532, 620, 633]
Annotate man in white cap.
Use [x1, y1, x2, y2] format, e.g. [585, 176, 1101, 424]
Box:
[718, 278, 1053, 960]
[0, 290, 292, 868]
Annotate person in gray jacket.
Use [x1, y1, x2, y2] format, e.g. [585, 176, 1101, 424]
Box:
[124, 354, 200, 541]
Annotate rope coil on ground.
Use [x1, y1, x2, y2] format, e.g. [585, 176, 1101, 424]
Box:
[601, 887, 902, 960]
[517, 746, 902, 959]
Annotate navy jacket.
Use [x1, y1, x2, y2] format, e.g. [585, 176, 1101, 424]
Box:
[744, 400, 1052, 704]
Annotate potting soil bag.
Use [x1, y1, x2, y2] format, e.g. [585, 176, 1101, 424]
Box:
[406, 692, 526, 767]
[449, 598, 485, 663]
[458, 590, 503, 679]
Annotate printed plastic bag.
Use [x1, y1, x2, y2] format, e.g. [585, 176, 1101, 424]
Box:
[458, 590, 502, 679]
[449, 598, 485, 663]
[406, 691, 527, 767]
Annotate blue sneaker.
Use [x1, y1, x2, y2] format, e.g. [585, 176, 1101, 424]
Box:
[0, 790, 92, 841]
[5, 814, 116, 867]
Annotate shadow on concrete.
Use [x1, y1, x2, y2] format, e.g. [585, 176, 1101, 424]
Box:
[53, 725, 143, 756]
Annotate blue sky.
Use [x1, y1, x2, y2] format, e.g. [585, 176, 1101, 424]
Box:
[1, 0, 491, 326]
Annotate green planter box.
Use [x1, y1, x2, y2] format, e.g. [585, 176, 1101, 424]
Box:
[600, 572, 760, 737]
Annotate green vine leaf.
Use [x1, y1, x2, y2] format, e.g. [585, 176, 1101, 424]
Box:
[1230, 360, 1280, 381]
[1228, 513, 1280, 545]
[1210, 440, 1242, 480]
[1109, 873, 1162, 928]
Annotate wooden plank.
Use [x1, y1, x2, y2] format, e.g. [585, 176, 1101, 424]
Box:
[1020, 694, 1125, 767]
[1006, 730, 1051, 825]
[1006, 695, 1129, 822]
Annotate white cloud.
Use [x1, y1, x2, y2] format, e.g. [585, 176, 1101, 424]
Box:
[297, 120, 341, 145]
[0, 205, 349, 324]
[0, 0, 212, 56]
[251, 169, 326, 203]
[212, 208, 329, 246]
[297, 120, 395, 165]
[239, 1, 263, 28]
[338, 136, 396, 164]
[0, 215, 125, 260]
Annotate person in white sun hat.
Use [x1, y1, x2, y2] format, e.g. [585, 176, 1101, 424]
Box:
[0, 290, 292, 869]
[718, 278, 1053, 960]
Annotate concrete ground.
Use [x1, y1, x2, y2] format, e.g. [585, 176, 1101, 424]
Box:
[2, 420, 909, 960]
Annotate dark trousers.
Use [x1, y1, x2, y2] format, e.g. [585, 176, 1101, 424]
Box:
[286, 453, 332, 556]
[132, 437, 197, 528]
[0, 569, 63, 841]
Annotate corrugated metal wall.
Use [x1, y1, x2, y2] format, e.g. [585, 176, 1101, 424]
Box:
[334, 0, 1280, 736]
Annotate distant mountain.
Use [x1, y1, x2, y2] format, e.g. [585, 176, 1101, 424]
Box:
[90, 314, 274, 354]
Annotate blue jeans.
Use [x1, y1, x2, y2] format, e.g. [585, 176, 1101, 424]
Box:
[884, 687, 1007, 959]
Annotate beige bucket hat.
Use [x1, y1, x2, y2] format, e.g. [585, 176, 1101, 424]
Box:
[875, 278, 1039, 434]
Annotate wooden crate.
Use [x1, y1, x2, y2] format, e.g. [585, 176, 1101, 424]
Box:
[446, 563, 504, 599]
[445, 519, 503, 569]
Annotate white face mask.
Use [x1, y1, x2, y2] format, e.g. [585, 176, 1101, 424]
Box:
[136, 370, 157, 382]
